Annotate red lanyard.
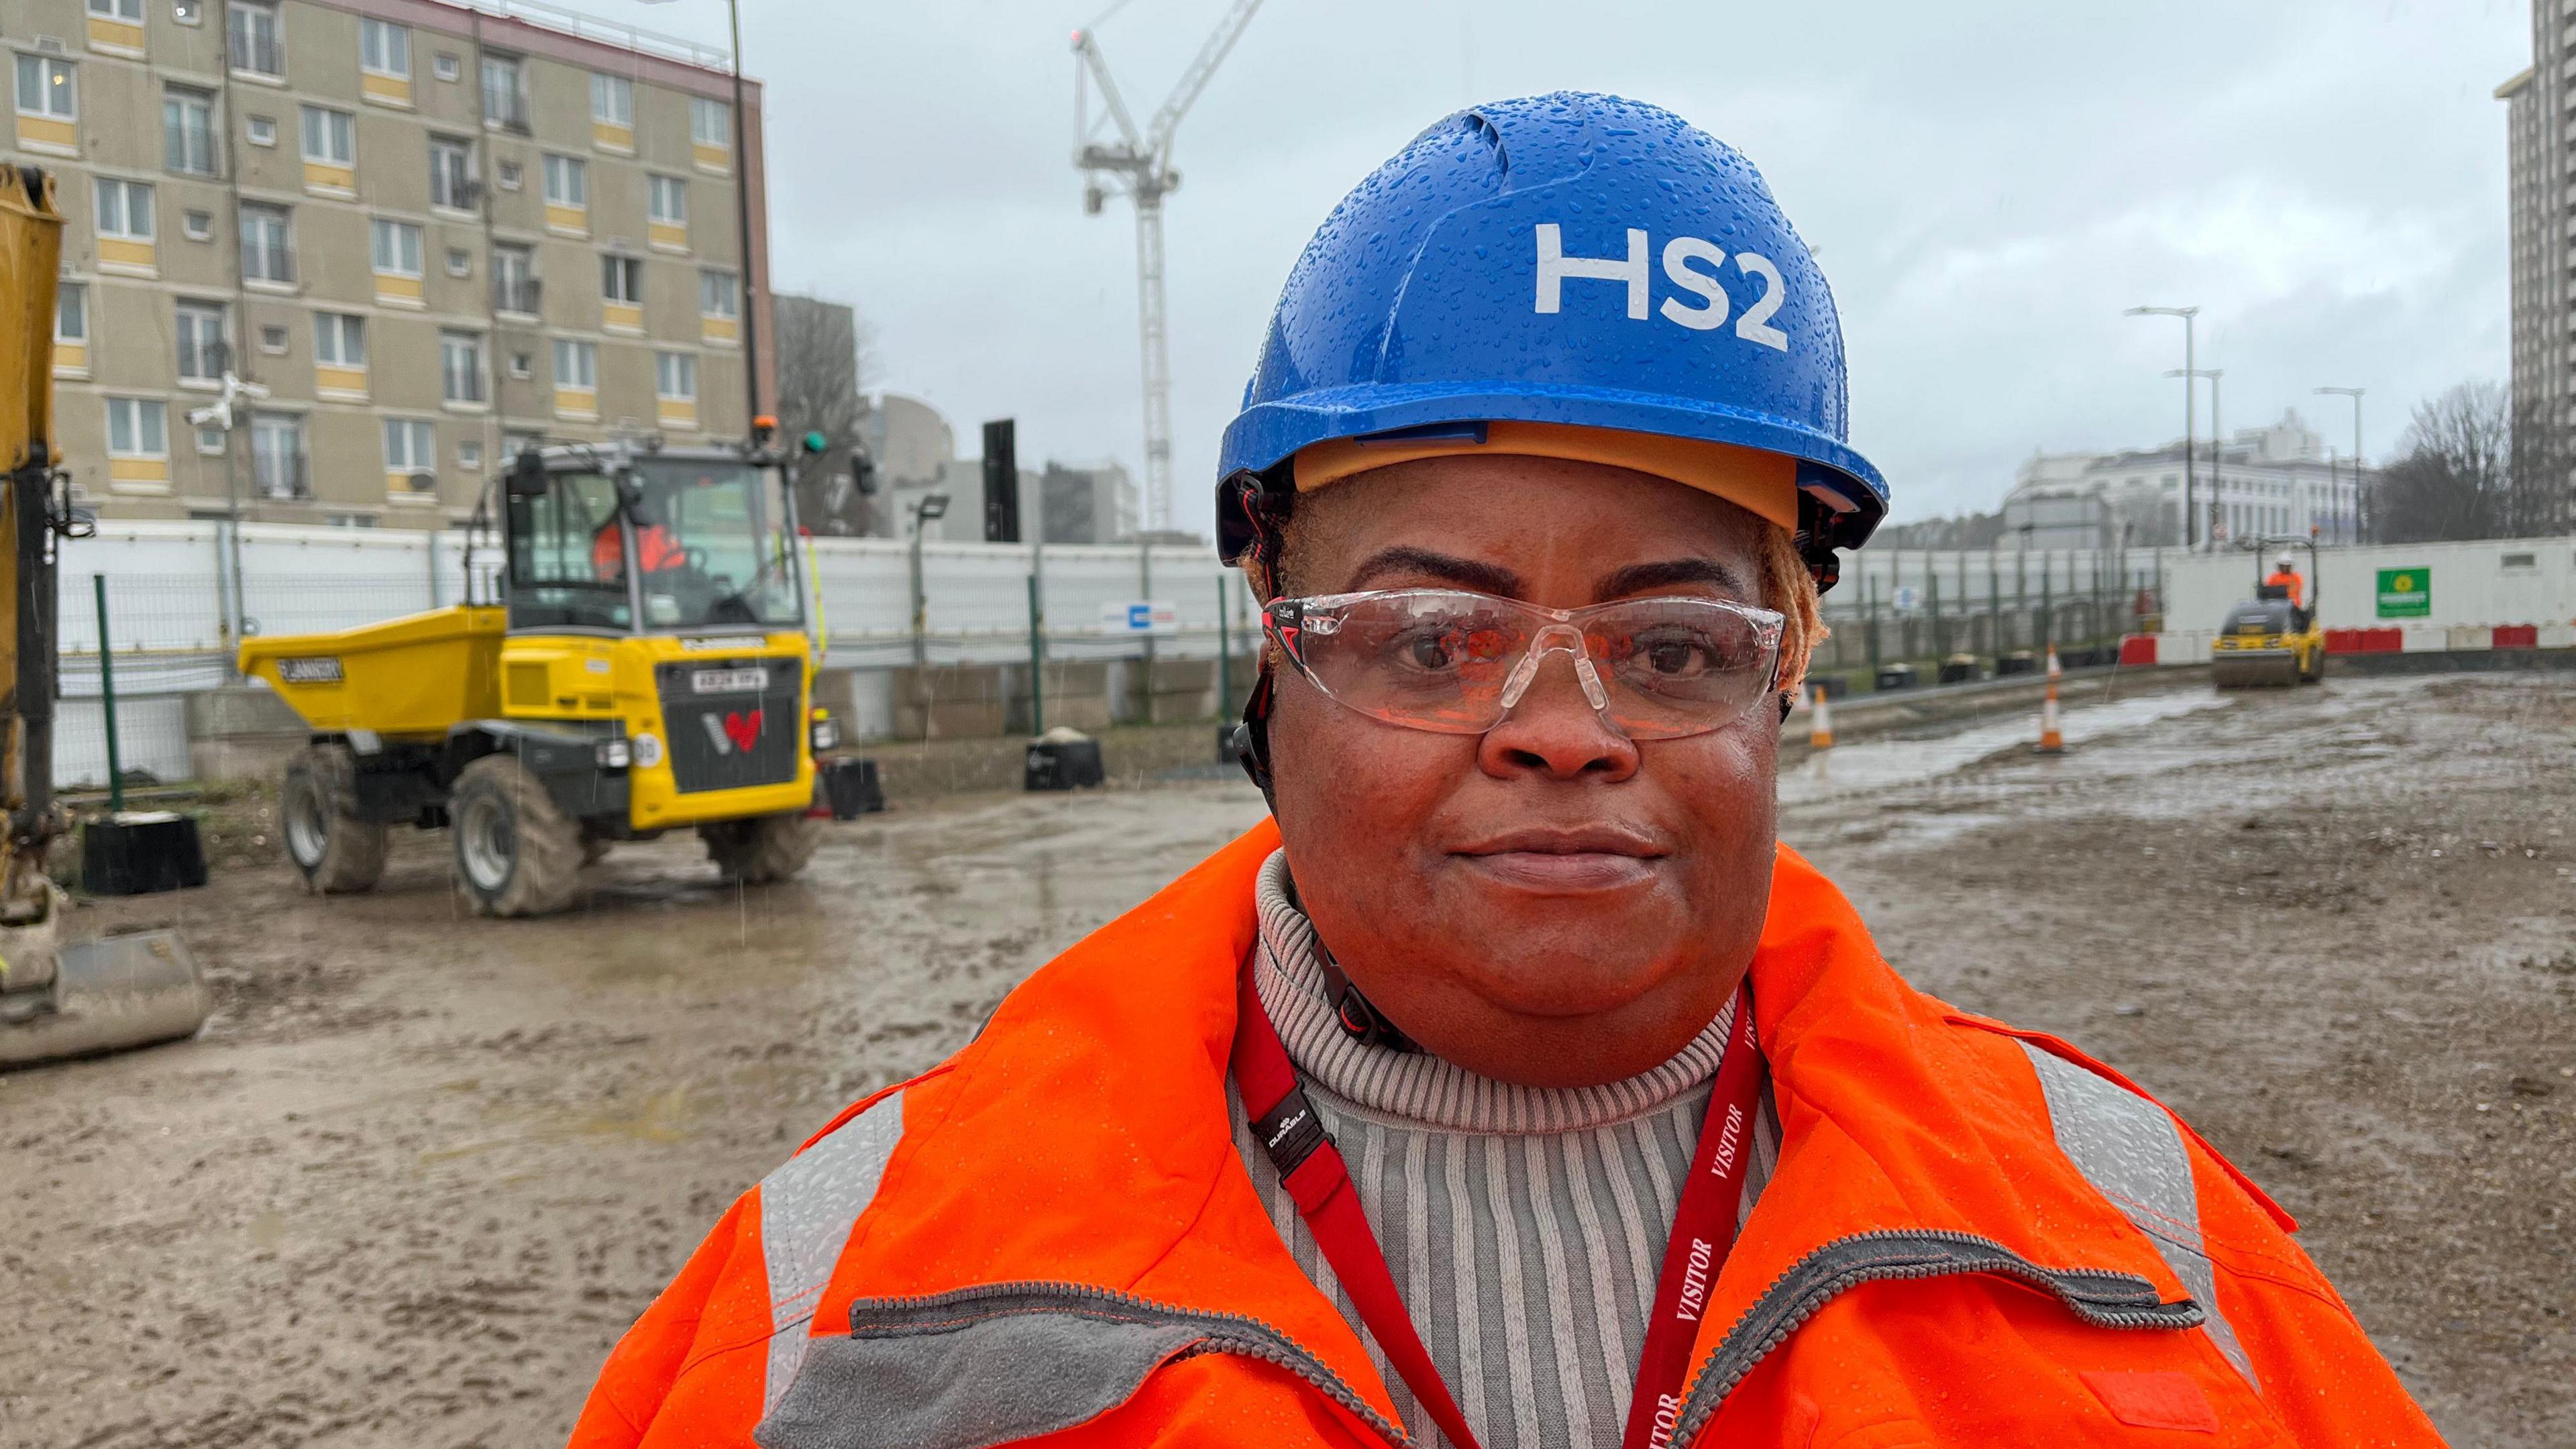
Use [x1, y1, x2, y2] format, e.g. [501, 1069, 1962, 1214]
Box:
[1234, 961, 1765, 1449]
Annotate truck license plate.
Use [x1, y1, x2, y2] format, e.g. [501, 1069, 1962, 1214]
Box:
[691, 667, 767, 694]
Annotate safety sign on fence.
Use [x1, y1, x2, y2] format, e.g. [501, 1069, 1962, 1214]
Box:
[1099, 600, 1178, 635]
[2376, 568, 2430, 619]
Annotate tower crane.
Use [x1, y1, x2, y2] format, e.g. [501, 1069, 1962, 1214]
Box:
[1073, 0, 1265, 535]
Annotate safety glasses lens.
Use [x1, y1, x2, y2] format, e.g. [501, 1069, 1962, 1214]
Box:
[1273, 591, 1780, 739]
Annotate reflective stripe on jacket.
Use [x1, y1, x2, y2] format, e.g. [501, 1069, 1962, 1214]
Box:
[568, 822, 2445, 1449]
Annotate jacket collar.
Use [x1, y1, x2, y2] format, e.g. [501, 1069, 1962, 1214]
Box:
[824, 820, 2186, 1436]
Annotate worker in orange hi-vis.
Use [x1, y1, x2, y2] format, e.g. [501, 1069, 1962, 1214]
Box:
[591, 498, 685, 582]
[2264, 550, 2305, 608]
[566, 93, 2445, 1449]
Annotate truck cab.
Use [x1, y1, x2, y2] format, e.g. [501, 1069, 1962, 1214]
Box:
[498, 441, 824, 834]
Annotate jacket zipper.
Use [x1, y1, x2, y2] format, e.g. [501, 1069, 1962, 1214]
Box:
[842, 1279, 1412, 1448]
[1668, 1227, 2206, 1446]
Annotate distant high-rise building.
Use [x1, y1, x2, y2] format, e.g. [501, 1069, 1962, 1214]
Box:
[11, 0, 772, 527]
[2500, 32, 2559, 458]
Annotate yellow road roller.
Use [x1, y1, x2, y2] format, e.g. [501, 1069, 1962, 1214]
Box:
[2211, 535, 2324, 689]
[239, 439, 853, 917]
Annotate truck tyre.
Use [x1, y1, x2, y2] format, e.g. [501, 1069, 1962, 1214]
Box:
[281, 743, 388, 894]
[449, 755, 584, 918]
[699, 812, 819, 884]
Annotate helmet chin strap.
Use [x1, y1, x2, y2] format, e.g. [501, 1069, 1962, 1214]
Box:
[1275, 861, 1420, 1054]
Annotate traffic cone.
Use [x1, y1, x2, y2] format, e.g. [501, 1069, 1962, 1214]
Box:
[2035, 647, 2065, 755]
[1809, 680, 1835, 750]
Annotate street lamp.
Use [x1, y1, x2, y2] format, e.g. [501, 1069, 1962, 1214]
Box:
[2127, 305, 2199, 547]
[2316, 386, 2364, 543]
[2168, 368, 2222, 547]
[909, 492, 951, 671]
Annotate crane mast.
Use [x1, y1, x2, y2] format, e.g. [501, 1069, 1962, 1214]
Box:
[1071, 0, 1265, 535]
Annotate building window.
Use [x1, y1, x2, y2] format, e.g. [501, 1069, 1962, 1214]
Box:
[440, 330, 486, 405]
[195, 424, 225, 455]
[300, 105, 355, 167]
[252, 412, 305, 499]
[54, 282, 86, 343]
[106, 396, 169, 460]
[239, 202, 292, 282]
[507, 352, 532, 380]
[313, 311, 366, 368]
[591, 72, 631, 125]
[95, 177, 156, 239]
[173, 0, 204, 25]
[445, 246, 470, 278]
[258, 323, 288, 354]
[459, 439, 484, 470]
[370, 217, 423, 276]
[429, 134, 476, 210]
[690, 95, 729, 149]
[496, 159, 523, 190]
[174, 299, 229, 381]
[602, 254, 643, 305]
[433, 52, 459, 82]
[480, 54, 526, 129]
[163, 85, 217, 175]
[648, 174, 688, 227]
[15, 54, 78, 122]
[91, 0, 145, 19]
[246, 113, 276, 146]
[383, 417, 435, 478]
[553, 338, 597, 390]
[655, 351, 697, 401]
[227, 1, 283, 78]
[492, 243, 537, 314]
[182, 207, 213, 240]
[360, 17, 409, 76]
[542, 154, 587, 208]
[698, 268, 738, 319]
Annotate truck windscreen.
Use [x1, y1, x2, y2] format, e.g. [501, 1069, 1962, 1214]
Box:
[626, 460, 803, 630]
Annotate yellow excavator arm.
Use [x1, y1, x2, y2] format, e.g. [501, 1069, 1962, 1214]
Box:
[0, 163, 208, 1067]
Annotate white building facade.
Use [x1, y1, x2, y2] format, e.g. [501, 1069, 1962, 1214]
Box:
[2002, 410, 2364, 551]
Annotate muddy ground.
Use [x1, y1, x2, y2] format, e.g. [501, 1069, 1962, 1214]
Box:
[1, 672, 2568, 1447]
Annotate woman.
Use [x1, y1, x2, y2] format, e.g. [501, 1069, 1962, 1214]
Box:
[570, 93, 2440, 1449]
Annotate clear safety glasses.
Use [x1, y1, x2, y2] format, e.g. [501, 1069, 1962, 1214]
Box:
[1265, 588, 1786, 740]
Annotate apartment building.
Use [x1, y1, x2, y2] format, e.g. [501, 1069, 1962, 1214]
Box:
[7, 0, 773, 527]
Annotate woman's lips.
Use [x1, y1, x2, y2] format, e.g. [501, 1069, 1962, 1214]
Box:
[1459, 851, 1659, 892]
[1452, 829, 1664, 893]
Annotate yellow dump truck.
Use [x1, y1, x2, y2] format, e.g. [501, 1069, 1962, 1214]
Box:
[240, 439, 847, 916]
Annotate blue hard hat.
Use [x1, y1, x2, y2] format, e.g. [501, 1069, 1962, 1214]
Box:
[1217, 92, 1885, 576]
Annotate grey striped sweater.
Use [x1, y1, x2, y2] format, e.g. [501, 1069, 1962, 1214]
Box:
[1232, 851, 1781, 1448]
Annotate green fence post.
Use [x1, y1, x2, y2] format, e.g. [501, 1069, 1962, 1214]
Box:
[1026, 571, 1046, 737]
[95, 573, 122, 814]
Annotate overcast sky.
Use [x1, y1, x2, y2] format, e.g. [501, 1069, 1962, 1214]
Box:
[596, 0, 2528, 536]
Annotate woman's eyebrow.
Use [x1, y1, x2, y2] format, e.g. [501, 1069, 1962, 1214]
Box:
[1344, 547, 1523, 596]
[1594, 558, 1752, 598]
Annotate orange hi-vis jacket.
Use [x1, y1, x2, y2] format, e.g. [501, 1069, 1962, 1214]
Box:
[570, 822, 2445, 1449]
[2265, 571, 2305, 608]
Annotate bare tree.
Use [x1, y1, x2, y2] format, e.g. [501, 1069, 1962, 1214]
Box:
[773, 294, 882, 536]
[2372, 382, 2514, 543]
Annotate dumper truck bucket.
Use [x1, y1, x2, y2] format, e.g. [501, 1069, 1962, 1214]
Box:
[238, 604, 507, 737]
[0, 929, 209, 1069]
